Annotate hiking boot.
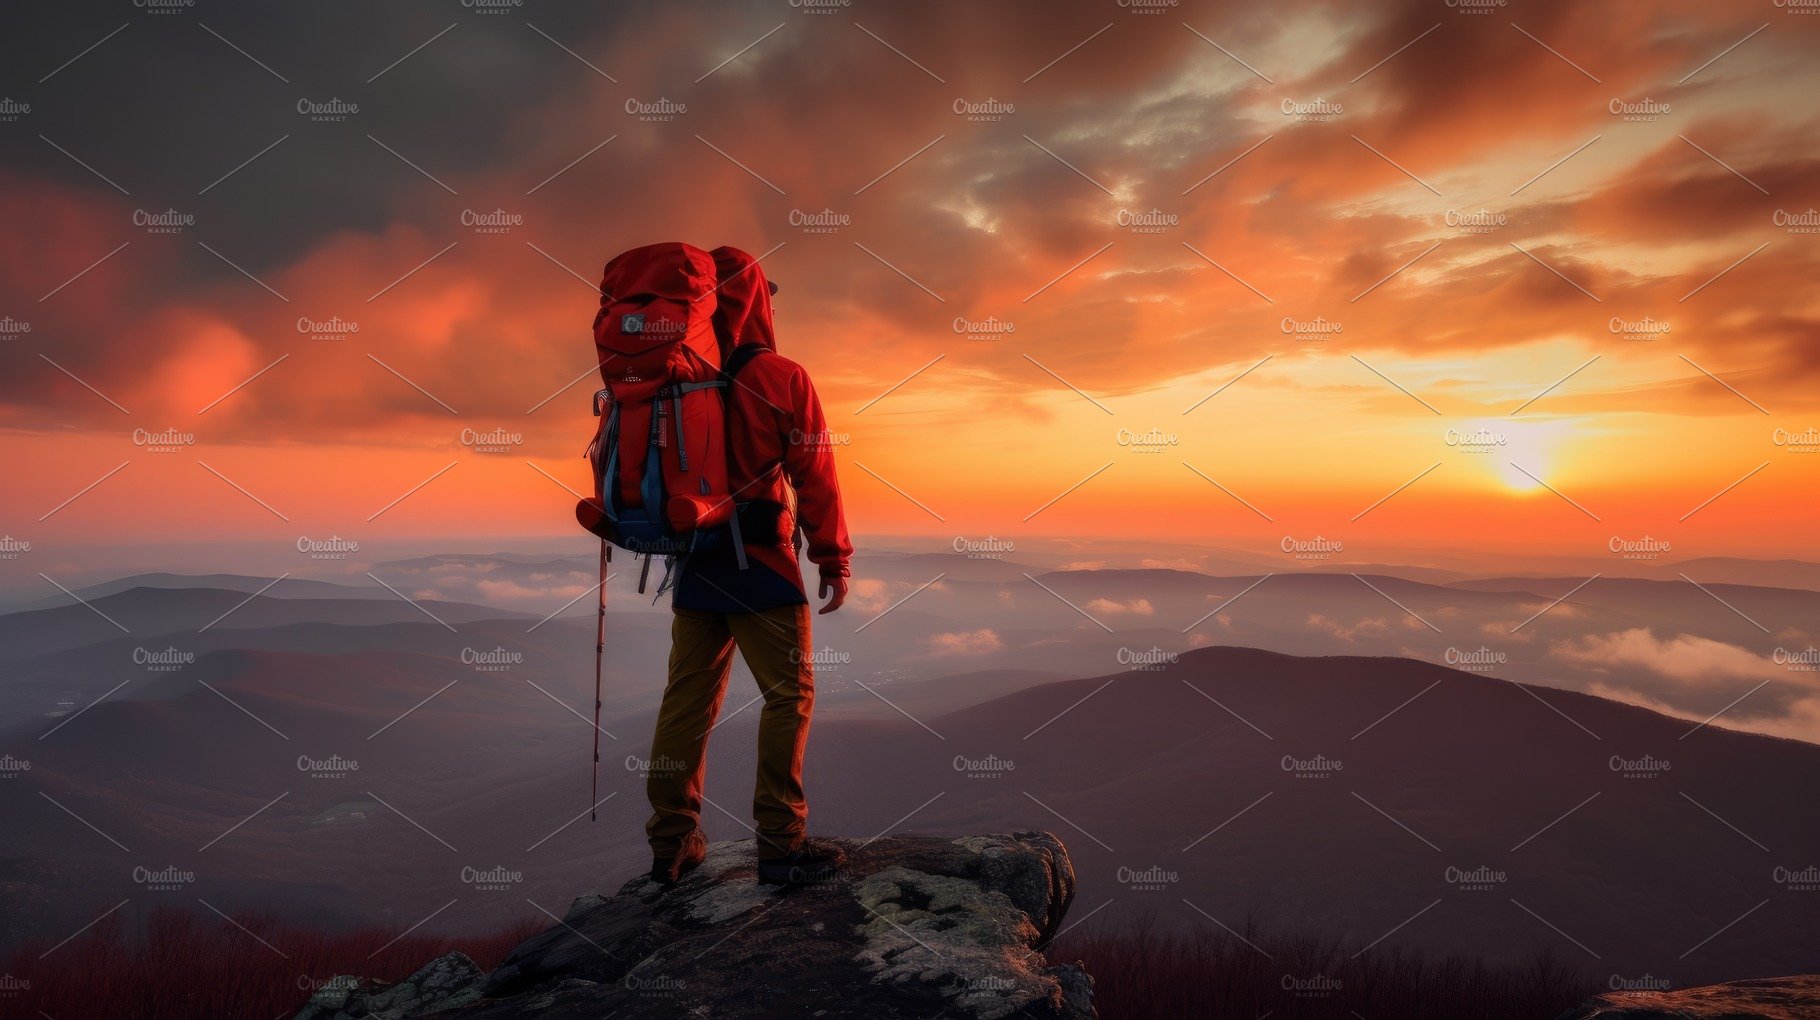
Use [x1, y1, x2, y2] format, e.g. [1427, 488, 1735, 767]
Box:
[756, 840, 847, 887]
[650, 831, 707, 888]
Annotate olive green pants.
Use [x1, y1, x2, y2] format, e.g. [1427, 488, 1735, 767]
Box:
[645, 604, 814, 860]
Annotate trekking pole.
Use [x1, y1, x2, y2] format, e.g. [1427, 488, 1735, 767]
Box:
[591, 538, 610, 821]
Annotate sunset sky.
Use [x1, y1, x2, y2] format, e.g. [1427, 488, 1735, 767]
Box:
[1, 0, 1815, 563]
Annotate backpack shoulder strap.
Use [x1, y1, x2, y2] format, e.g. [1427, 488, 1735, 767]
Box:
[722, 343, 770, 380]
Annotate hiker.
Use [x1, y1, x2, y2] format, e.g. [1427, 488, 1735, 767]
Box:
[641, 246, 852, 887]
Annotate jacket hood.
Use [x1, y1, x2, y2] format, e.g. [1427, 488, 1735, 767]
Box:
[709, 245, 776, 356]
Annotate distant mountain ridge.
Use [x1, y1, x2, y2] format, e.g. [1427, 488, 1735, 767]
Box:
[4, 578, 1817, 984]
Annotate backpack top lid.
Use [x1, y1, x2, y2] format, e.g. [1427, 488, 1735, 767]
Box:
[595, 241, 719, 364]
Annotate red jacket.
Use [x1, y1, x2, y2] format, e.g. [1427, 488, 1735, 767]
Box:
[708, 246, 852, 596]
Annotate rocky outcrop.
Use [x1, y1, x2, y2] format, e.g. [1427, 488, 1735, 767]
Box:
[1558, 975, 1820, 1019]
[298, 955, 488, 1019]
[295, 831, 1094, 1019]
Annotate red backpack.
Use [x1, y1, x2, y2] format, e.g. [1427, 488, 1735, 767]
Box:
[575, 242, 747, 589]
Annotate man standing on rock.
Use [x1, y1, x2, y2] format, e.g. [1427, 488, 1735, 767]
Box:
[645, 245, 853, 888]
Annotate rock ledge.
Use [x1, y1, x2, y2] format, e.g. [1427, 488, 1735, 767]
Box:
[296, 831, 1094, 1019]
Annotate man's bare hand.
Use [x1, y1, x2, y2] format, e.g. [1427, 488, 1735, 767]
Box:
[817, 575, 847, 615]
